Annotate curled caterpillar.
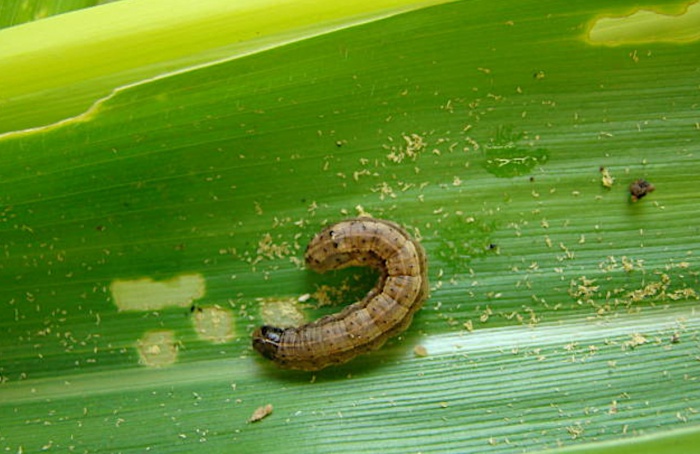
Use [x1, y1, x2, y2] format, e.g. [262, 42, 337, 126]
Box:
[252, 218, 428, 371]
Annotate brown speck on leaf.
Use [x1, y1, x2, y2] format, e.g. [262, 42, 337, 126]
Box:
[671, 333, 680, 344]
[629, 179, 655, 202]
[248, 404, 273, 423]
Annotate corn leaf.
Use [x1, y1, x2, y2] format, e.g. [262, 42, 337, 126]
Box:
[2, 1, 699, 453]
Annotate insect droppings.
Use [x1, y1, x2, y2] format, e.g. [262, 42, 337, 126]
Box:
[629, 178, 655, 202]
[248, 404, 273, 423]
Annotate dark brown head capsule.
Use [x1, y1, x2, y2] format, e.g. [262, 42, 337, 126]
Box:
[252, 326, 285, 360]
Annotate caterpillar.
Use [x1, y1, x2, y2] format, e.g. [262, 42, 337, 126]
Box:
[252, 217, 428, 371]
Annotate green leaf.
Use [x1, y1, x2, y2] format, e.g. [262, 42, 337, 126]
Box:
[0, 0, 455, 134]
[1, 1, 699, 453]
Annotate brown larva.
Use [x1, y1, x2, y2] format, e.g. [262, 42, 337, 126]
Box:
[252, 217, 428, 371]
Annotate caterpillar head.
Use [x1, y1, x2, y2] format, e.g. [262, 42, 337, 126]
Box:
[252, 325, 284, 360]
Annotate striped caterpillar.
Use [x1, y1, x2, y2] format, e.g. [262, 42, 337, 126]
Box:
[252, 218, 428, 371]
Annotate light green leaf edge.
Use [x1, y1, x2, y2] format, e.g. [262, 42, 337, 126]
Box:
[0, 0, 456, 136]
